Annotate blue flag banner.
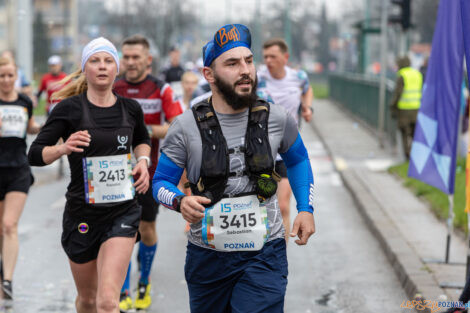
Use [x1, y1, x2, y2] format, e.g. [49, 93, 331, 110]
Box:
[461, 0, 470, 212]
[462, 0, 470, 102]
[408, 0, 464, 194]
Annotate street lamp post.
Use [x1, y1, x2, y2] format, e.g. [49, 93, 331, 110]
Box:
[284, 0, 292, 52]
[363, 0, 370, 73]
[16, 0, 32, 81]
[378, 0, 389, 148]
[254, 0, 261, 63]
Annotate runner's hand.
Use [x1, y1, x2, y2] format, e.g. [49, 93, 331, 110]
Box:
[290, 211, 315, 245]
[301, 106, 313, 122]
[132, 159, 149, 194]
[180, 196, 211, 224]
[60, 130, 90, 155]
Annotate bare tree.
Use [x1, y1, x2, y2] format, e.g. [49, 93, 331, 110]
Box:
[106, 0, 197, 57]
[33, 11, 51, 75]
[261, 0, 321, 63]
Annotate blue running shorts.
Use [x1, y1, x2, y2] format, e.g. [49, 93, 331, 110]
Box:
[185, 238, 288, 313]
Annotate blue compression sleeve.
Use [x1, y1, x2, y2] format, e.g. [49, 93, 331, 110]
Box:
[121, 262, 131, 293]
[139, 242, 157, 284]
[280, 134, 314, 213]
[152, 152, 185, 210]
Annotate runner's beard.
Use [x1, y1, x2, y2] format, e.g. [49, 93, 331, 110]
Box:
[214, 74, 258, 110]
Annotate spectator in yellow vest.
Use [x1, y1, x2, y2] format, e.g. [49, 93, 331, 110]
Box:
[390, 56, 423, 160]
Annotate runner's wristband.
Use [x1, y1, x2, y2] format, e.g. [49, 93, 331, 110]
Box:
[137, 156, 151, 167]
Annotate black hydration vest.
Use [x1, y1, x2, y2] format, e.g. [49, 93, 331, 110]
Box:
[190, 97, 279, 206]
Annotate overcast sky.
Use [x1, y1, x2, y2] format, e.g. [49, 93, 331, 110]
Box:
[200, 0, 359, 21]
[107, 0, 361, 22]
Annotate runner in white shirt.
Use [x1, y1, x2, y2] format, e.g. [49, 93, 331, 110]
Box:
[178, 71, 199, 111]
[257, 38, 313, 241]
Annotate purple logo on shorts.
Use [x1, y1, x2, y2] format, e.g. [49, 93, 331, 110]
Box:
[78, 223, 89, 234]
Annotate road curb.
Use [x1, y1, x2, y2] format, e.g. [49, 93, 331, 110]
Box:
[309, 119, 444, 312]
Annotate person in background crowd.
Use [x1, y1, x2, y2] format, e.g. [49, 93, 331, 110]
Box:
[178, 71, 199, 110]
[419, 56, 429, 82]
[37, 55, 67, 114]
[257, 37, 313, 241]
[114, 34, 183, 312]
[0, 56, 40, 301]
[38, 55, 69, 178]
[1, 50, 36, 107]
[192, 58, 211, 99]
[159, 46, 185, 84]
[389, 56, 423, 160]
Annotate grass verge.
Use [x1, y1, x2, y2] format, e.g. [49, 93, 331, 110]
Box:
[388, 159, 467, 233]
[33, 98, 47, 116]
[312, 83, 329, 99]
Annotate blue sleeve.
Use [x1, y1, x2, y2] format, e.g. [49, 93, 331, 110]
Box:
[280, 133, 314, 213]
[256, 90, 274, 104]
[19, 69, 30, 87]
[298, 70, 310, 95]
[152, 152, 185, 210]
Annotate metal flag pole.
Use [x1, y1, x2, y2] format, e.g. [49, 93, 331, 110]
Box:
[446, 195, 454, 263]
[432, 167, 465, 290]
[423, 95, 465, 290]
[424, 116, 464, 268]
[444, 98, 464, 264]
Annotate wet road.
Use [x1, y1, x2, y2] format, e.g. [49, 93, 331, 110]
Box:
[1, 122, 408, 312]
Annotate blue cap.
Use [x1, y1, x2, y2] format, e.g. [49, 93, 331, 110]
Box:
[203, 24, 252, 67]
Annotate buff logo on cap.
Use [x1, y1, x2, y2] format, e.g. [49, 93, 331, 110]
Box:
[215, 25, 241, 47]
[203, 24, 252, 67]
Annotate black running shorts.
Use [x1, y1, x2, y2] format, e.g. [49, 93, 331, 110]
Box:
[274, 160, 288, 179]
[61, 204, 141, 264]
[136, 180, 159, 222]
[0, 165, 33, 200]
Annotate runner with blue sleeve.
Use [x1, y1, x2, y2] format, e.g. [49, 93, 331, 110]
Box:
[152, 24, 315, 313]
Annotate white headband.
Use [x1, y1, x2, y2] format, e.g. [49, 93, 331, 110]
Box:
[81, 37, 119, 73]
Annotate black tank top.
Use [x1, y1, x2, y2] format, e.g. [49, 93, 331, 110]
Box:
[80, 92, 133, 158]
[65, 94, 138, 222]
[0, 94, 32, 168]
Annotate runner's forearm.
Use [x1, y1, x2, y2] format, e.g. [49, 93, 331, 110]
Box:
[152, 152, 185, 210]
[134, 143, 151, 160]
[301, 86, 313, 110]
[41, 145, 66, 165]
[280, 134, 314, 213]
[27, 117, 41, 134]
[150, 124, 169, 139]
[28, 117, 68, 166]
